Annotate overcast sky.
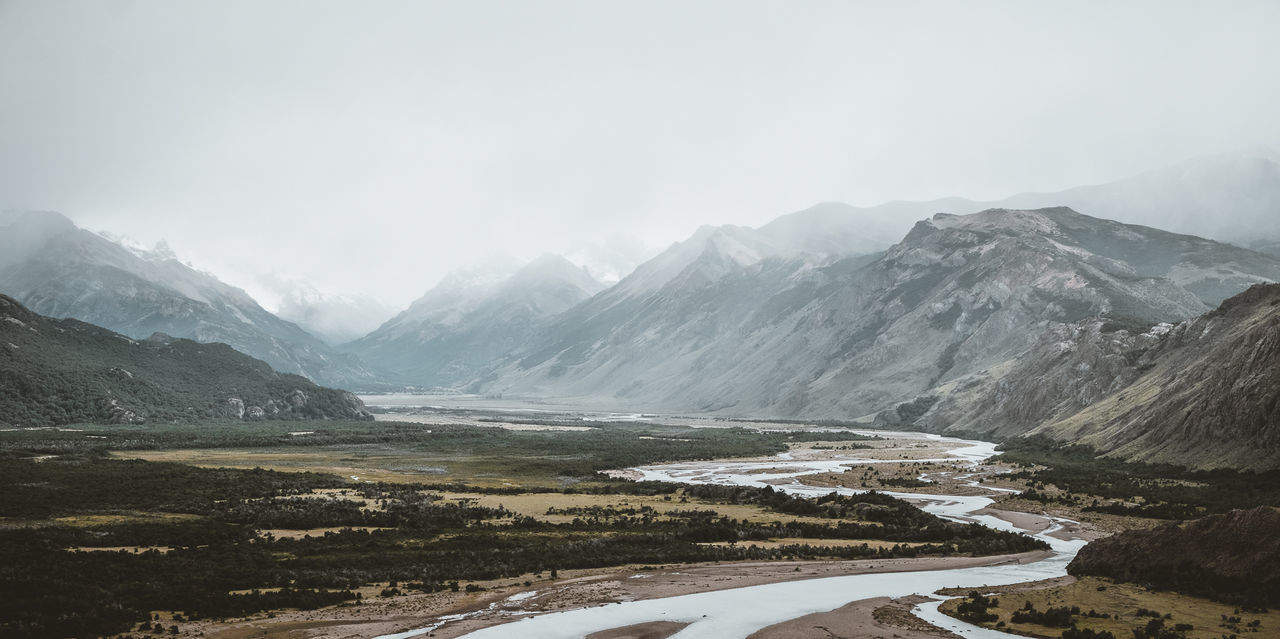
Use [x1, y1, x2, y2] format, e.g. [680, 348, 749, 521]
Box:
[2, 0, 1279, 309]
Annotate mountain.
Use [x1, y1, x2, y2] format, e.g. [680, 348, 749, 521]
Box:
[917, 282, 1280, 469]
[477, 208, 1280, 421]
[344, 254, 605, 388]
[761, 146, 1280, 254]
[0, 294, 372, 426]
[1068, 506, 1280, 605]
[272, 283, 396, 346]
[997, 146, 1280, 247]
[1037, 284, 1280, 468]
[0, 211, 380, 388]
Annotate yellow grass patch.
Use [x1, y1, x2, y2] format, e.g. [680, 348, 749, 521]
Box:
[941, 576, 1280, 639]
[258, 526, 394, 540]
[69, 545, 173, 554]
[52, 511, 204, 527]
[699, 538, 925, 550]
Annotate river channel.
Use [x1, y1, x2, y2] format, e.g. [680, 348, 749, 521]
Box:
[387, 430, 1086, 639]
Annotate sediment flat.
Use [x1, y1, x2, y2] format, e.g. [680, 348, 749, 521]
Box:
[198, 549, 1052, 639]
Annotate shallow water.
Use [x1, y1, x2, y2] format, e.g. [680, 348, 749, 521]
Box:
[393, 431, 1083, 639]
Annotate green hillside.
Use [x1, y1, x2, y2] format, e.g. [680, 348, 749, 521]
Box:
[0, 295, 372, 426]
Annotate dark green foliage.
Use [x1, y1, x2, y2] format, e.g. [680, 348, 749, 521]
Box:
[0, 295, 370, 426]
[1068, 506, 1280, 608]
[1061, 629, 1115, 639]
[0, 420, 840, 478]
[1011, 601, 1080, 627]
[0, 457, 341, 518]
[955, 591, 1000, 623]
[998, 437, 1280, 517]
[895, 395, 938, 423]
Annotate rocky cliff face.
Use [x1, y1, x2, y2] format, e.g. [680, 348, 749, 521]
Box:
[1068, 506, 1280, 605]
[0, 295, 372, 425]
[0, 211, 380, 388]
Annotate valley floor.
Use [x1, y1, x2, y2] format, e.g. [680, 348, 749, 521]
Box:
[193, 551, 1053, 639]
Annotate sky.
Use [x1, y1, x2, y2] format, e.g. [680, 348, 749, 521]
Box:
[2, 0, 1279, 309]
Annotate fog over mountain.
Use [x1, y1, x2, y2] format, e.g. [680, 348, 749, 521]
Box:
[0, 211, 381, 388]
[469, 207, 1280, 424]
[7, 5, 1280, 637]
[3, 2, 1278, 305]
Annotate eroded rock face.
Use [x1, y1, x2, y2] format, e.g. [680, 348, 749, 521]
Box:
[341, 392, 374, 420]
[287, 389, 308, 408]
[227, 398, 245, 419]
[107, 399, 144, 424]
[247, 406, 265, 420]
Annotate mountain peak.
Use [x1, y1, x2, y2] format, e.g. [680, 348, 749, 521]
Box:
[506, 253, 605, 296]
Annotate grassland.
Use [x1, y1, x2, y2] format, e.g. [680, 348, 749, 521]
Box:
[0, 417, 1047, 639]
[940, 576, 1278, 639]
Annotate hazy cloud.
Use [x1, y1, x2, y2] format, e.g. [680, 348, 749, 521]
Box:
[2, 0, 1278, 307]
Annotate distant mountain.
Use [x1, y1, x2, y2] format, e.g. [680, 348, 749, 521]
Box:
[0, 211, 380, 388]
[272, 283, 396, 346]
[1069, 506, 1280, 605]
[762, 146, 1280, 253]
[997, 146, 1280, 247]
[478, 208, 1280, 421]
[0, 294, 371, 426]
[344, 254, 605, 388]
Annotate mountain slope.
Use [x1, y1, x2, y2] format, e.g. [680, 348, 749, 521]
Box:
[918, 283, 1280, 469]
[1068, 506, 1280, 605]
[0, 295, 371, 426]
[345, 254, 604, 388]
[1034, 283, 1280, 468]
[0, 211, 379, 388]
[480, 208, 1280, 418]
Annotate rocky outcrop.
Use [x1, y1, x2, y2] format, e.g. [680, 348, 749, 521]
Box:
[1068, 506, 1280, 605]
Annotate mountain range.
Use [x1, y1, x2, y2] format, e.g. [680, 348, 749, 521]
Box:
[476, 208, 1280, 424]
[0, 210, 381, 388]
[345, 254, 605, 388]
[3, 148, 1279, 468]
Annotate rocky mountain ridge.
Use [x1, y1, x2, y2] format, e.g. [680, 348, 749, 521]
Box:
[474, 208, 1280, 427]
[916, 282, 1280, 469]
[0, 210, 381, 388]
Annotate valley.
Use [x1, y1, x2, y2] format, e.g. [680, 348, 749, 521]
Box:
[5, 8, 1279, 639]
[4, 407, 1274, 639]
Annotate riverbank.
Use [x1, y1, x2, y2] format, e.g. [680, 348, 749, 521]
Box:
[195, 548, 1053, 639]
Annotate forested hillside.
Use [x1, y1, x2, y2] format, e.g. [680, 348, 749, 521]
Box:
[0, 295, 371, 426]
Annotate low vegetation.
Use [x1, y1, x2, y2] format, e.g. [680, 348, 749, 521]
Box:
[0, 422, 1046, 639]
[941, 576, 1279, 639]
[996, 436, 1280, 520]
